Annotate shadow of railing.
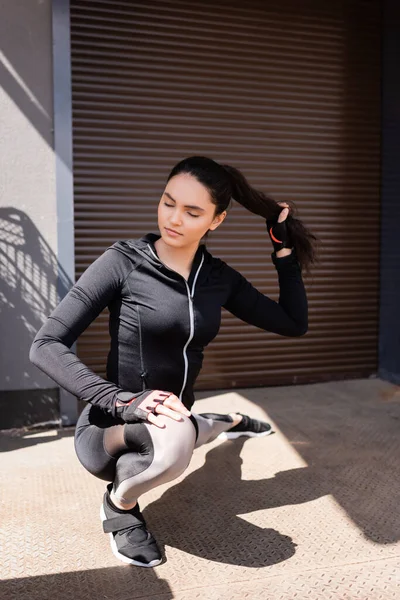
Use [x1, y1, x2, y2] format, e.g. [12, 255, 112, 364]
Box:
[0, 208, 73, 426]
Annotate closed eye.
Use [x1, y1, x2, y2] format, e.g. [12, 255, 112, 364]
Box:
[163, 202, 200, 218]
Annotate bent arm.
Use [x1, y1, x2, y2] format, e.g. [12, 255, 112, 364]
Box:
[29, 247, 134, 414]
[222, 250, 308, 337]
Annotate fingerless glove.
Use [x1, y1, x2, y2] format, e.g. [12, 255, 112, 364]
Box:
[113, 389, 171, 423]
[266, 217, 293, 253]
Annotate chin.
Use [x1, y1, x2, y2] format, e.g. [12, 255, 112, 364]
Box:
[160, 229, 183, 243]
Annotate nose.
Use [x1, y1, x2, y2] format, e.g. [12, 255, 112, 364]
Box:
[170, 209, 182, 226]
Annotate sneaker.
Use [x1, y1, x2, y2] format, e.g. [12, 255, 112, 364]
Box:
[100, 484, 162, 567]
[218, 413, 274, 440]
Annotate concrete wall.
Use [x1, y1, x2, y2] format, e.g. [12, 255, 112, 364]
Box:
[0, 0, 59, 426]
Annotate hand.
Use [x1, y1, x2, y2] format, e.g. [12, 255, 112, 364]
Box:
[266, 202, 293, 253]
[115, 389, 191, 428]
[146, 391, 192, 428]
[277, 202, 290, 222]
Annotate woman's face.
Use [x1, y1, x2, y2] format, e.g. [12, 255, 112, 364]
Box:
[157, 174, 226, 247]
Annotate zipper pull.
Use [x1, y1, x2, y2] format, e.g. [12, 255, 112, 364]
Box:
[140, 370, 148, 390]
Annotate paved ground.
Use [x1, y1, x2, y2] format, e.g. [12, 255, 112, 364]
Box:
[1, 378, 400, 600]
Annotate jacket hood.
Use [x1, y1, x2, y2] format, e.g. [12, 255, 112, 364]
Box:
[110, 232, 215, 284]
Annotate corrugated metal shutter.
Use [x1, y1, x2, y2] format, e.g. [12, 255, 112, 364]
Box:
[70, 0, 381, 390]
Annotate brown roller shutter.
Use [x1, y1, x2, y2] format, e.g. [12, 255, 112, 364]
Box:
[70, 0, 381, 390]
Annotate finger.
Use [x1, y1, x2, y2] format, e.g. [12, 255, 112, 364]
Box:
[146, 413, 166, 428]
[165, 402, 191, 417]
[278, 207, 289, 223]
[155, 404, 184, 421]
[156, 390, 174, 399]
[163, 395, 191, 416]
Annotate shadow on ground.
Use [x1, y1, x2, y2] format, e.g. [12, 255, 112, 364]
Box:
[0, 426, 75, 452]
[0, 566, 173, 600]
[144, 438, 301, 567]
[193, 381, 400, 546]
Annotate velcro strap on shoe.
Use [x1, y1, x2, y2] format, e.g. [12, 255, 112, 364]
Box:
[102, 513, 142, 534]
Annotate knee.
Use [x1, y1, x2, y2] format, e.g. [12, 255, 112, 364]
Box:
[154, 415, 195, 477]
[161, 455, 189, 482]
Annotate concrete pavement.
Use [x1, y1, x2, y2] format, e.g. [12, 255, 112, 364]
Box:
[1, 378, 399, 599]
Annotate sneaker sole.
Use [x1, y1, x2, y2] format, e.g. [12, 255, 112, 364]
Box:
[217, 429, 274, 440]
[100, 505, 162, 568]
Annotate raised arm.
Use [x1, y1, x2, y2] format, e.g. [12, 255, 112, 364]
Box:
[222, 250, 308, 337]
[29, 246, 135, 414]
[222, 202, 308, 336]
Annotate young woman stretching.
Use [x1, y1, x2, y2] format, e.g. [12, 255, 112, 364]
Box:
[30, 156, 316, 567]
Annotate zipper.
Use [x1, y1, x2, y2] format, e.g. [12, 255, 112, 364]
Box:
[147, 243, 204, 401]
[179, 265, 203, 400]
[135, 304, 148, 391]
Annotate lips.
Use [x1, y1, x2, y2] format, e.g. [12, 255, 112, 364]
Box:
[166, 228, 182, 235]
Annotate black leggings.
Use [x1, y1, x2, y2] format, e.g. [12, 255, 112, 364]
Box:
[74, 404, 235, 504]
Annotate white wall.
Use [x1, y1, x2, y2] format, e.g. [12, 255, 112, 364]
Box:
[0, 0, 58, 393]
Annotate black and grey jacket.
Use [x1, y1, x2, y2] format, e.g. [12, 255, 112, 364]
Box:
[30, 232, 308, 413]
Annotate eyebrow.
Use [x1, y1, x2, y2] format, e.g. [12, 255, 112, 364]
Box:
[164, 192, 205, 212]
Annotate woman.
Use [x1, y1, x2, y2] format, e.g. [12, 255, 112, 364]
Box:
[30, 156, 317, 568]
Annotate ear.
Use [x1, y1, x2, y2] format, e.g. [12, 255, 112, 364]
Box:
[209, 210, 227, 231]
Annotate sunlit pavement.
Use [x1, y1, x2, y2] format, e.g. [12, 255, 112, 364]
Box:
[1, 378, 399, 599]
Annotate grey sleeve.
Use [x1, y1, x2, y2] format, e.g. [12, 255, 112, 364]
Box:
[222, 250, 308, 337]
[29, 247, 134, 414]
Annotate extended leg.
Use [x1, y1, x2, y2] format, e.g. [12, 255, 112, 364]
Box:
[193, 412, 235, 448]
[194, 412, 273, 446]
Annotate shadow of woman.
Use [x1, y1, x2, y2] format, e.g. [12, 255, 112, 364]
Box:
[143, 438, 329, 568]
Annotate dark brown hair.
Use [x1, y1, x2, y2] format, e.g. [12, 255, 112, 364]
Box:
[167, 156, 319, 272]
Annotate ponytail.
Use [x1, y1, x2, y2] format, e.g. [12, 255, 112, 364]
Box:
[222, 164, 319, 273]
[167, 156, 319, 273]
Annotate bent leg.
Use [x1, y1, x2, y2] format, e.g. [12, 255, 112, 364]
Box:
[113, 414, 196, 504]
[74, 404, 121, 481]
[75, 406, 197, 505]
